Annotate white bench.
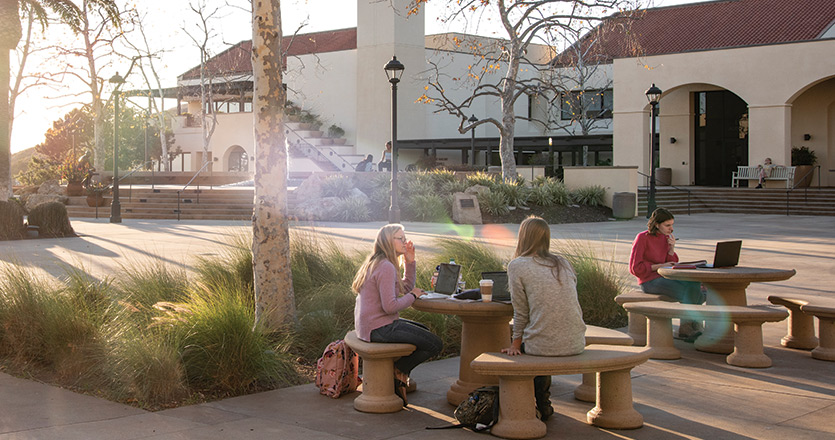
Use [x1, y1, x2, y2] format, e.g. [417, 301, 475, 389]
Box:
[614, 291, 675, 346]
[471, 346, 651, 439]
[575, 326, 634, 402]
[798, 303, 835, 362]
[623, 302, 788, 368]
[731, 165, 795, 188]
[343, 331, 416, 413]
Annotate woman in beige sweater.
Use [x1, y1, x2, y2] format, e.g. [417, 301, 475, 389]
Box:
[502, 216, 586, 420]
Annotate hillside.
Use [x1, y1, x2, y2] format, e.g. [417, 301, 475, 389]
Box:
[11, 148, 35, 183]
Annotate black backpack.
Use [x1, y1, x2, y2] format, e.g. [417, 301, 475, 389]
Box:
[428, 386, 500, 432]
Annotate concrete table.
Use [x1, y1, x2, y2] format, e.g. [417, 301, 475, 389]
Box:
[412, 297, 513, 406]
[658, 266, 796, 354]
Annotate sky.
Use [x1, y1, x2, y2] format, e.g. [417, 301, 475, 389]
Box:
[9, 0, 702, 154]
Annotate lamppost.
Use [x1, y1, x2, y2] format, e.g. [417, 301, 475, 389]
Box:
[109, 72, 125, 223]
[384, 56, 404, 223]
[645, 83, 662, 218]
[468, 114, 478, 166]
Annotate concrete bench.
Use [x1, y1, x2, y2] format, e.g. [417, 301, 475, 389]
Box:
[767, 295, 820, 349]
[798, 303, 835, 361]
[574, 326, 634, 402]
[623, 302, 788, 368]
[614, 291, 675, 346]
[471, 346, 650, 439]
[731, 165, 795, 188]
[343, 330, 416, 413]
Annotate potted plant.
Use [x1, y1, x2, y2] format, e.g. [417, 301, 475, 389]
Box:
[84, 181, 110, 207]
[791, 146, 817, 188]
[328, 124, 347, 145]
[60, 157, 89, 196]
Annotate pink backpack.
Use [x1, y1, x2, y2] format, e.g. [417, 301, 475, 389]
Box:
[315, 340, 361, 398]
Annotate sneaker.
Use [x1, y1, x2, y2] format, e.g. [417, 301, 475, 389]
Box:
[755, 184, 763, 188]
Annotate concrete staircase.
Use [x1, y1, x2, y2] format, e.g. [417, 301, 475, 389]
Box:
[638, 186, 835, 217]
[65, 187, 254, 220]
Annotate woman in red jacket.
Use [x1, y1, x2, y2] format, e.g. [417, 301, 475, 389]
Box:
[629, 208, 704, 338]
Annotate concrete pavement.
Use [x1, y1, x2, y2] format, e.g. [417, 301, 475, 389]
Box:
[0, 214, 834, 439]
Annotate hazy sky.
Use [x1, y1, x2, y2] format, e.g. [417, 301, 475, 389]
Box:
[10, 0, 702, 154]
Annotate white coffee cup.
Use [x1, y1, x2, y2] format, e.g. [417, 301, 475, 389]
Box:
[479, 279, 494, 302]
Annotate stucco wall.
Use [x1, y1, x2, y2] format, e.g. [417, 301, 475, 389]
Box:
[564, 166, 638, 213]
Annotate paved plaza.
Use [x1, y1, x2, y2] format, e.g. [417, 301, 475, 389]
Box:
[0, 214, 833, 439]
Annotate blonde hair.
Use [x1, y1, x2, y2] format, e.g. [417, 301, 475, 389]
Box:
[513, 216, 563, 279]
[351, 224, 405, 294]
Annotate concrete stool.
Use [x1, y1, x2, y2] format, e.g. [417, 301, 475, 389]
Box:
[343, 331, 416, 413]
[767, 295, 819, 350]
[574, 325, 634, 402]
[614, 291, 674, 346]
[799, 303, 835, 361]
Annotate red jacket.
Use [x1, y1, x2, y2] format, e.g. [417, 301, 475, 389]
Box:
[629, 231, 678, 285]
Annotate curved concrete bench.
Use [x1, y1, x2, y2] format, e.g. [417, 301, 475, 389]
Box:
[343, 330, 416, 413]
[623, 302, 788, 368]
[574, 326, 634, 402]
[471, 345, 651, 439]
[799, 303, 835, 361]
[767, 295, 820, 350]
[614, 291, 675, 346]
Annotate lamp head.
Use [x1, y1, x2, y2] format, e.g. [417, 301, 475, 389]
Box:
[645, 83, 662, 105]
[109, 72, 125, 85]
[468, 114, 478, 123]
[384, 56, 405, 83]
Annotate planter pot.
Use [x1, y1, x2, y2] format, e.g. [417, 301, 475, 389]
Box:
[286, 114, 301, 122]
[332, 138, 347, 145]
[794, 165, 814, 188]
[86, 194, 108, 207]
[66, 182, 83, 196]
[297, 122, 313, 130]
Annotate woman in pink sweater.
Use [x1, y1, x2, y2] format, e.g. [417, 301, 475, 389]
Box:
[352, 224, 442, 406]
[629, 208, 703, 338]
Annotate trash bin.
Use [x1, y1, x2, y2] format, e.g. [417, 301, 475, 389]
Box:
[655, 167, 671, 186]
[612, 192, 636, 219]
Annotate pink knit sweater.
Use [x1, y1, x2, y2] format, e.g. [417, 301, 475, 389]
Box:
[354, 260, 417, 341]
[629, 231, 678, 285]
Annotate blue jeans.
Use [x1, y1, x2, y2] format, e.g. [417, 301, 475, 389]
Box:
[370, 319, 443, 375]
[640, 277, 704, 304]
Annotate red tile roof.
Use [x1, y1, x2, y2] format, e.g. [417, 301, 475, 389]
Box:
[179, 28, 357, 80]
[559, 0, 835, 64]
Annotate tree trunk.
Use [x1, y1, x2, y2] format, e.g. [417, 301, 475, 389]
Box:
[251, 0, 295, 331]
[0, 0, 22, 199]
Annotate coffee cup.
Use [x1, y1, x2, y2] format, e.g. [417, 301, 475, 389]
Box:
[479, 279, 493, 302]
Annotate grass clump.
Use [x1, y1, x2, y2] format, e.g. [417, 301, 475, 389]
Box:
[320, 174, 354, 198]
[0, 199, 27, 240]
[329, 196, 371, 222]
[478, 189, 509, 216]
[571, 185, 606, 206]
[404, 193, 450, 222]
[465, 171, 498, 188]
[559, 239, 628, 328]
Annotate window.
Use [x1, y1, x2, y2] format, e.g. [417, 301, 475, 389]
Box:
[560, 89, 613, 120]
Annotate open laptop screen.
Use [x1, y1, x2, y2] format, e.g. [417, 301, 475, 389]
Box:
[480, 271, 510, 302]
[433, 263, 461, 295]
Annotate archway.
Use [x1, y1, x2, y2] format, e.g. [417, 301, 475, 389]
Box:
[226, 146, 249, 172]
[693, 90, 749, 186]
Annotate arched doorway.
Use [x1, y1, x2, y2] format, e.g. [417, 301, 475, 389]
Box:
[694, 90, 749, 186]
[227, 146, 249, 172]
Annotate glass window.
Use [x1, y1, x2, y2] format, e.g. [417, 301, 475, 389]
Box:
[560, 89, 613, 120]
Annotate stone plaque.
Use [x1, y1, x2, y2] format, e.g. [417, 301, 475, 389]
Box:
[452, 192, 482, 225]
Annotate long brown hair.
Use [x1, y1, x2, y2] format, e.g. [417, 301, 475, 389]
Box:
[351, 224, 405, 294]
[513, 216, 563, 279]
[646, 208, 674, 236]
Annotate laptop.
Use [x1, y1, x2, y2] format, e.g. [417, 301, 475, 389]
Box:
[697, 240, 742, 268]
[480, 271, 511, 302]
[422, 263, 462, 298]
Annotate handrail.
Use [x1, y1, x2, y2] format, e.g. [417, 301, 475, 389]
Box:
[637, 171, 692, 215]
[119, 160, 156, 202]
[285, 124, 355, 172]
[177, 160, 213, 221]
[785, 165, 821, 216]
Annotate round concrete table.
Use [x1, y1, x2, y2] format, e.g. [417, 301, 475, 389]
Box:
[412, 297, 513, 406]
[658, 266, 796, 354]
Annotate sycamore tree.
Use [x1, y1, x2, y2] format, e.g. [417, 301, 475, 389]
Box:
[251, 0, 295, 330]
[409, 0, 643, 182]
[1, 0, 82, 198]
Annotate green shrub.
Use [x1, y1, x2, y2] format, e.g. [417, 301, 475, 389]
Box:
[529, 179, 570, 207]
[194, 231, 254, 307]
[404, 193, 449, 222]
[401, 175, 436, 197]
[113, 260, 190, 326]
[0, 199, 27, 240]
[478, 189, 510, 216]
[434, 238, 506, 290]
[465, 171, 498, 188]
[427, 169, 457, 188]
[571, 185, 605, 206]
[329, 196, 371, 222]
[320, 174, 353, 198]
[440, 178, 470, 194]
[559, 239, 628, 328]
[27, 202, 75, 237]
[494, 182, 530, 207]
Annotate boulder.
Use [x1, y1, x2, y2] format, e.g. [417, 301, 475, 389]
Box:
[465, 184, 491, 197]
[24, 193, 68, 211]
[38, 180, 63, 195]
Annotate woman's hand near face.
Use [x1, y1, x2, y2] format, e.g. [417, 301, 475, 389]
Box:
[404, 240, 416, 264]
[667, 233, 676, 254]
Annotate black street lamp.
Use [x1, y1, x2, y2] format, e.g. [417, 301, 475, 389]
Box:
[468, 114, 478, 166]
[384, 56, 404, 224]
[645, 83, 662, 218]
[110, 72, 125, 223]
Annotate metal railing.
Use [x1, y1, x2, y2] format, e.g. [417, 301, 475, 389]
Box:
[785, 165, 821, 216]
[638, 171, 692, 215]
[285, 124, 355, 172]
[118, 160, 156, 202]
[176, 160, 213, 221]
